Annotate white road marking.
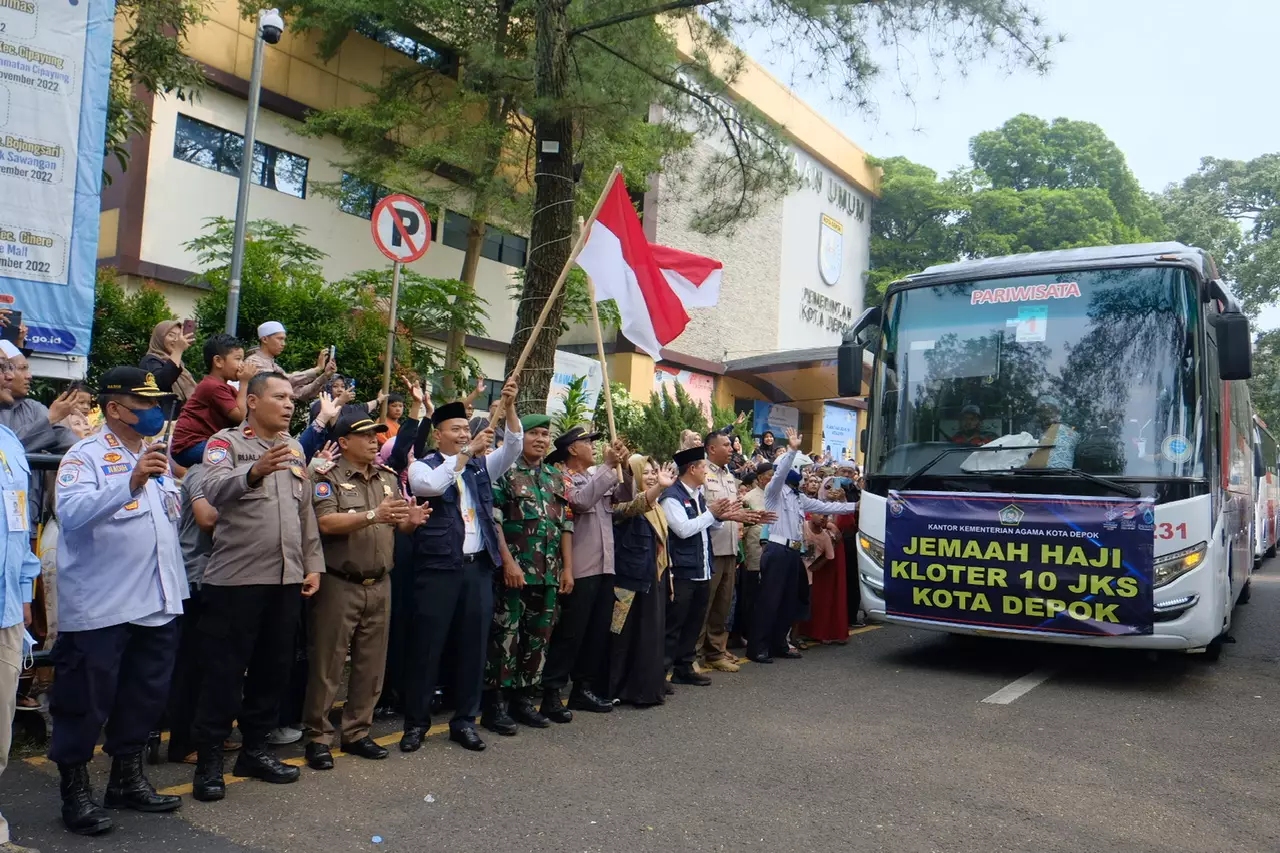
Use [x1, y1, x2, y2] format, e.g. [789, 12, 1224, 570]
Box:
[980, 668, 1057, 705]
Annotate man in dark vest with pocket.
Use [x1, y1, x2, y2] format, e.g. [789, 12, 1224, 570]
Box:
[402, 376, 523, 753]
[659, 446, 742, 687]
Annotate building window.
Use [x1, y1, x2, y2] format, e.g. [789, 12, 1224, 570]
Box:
[337, 174, 438, 239]
[355, 19, 459, 77]
[441, 210, 527, 268]
[173, 114, 309, 199]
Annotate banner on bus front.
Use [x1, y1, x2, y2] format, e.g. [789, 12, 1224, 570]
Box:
[883, 490, 1155, 636]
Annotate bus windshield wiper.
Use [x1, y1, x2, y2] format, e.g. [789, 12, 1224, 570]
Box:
[1000, 466, 1141, 498]
[896, 444, 1042, 491]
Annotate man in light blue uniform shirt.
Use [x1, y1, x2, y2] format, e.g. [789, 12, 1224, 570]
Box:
[49, 367, 189, 837]
[748, 428, 858, 664]
[0, 351, 42, 853]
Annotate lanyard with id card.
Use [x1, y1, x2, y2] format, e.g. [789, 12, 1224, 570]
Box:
[3, 489, 28, 533]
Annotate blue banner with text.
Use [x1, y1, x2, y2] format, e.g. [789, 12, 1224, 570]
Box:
[884, 490, 1155, 636]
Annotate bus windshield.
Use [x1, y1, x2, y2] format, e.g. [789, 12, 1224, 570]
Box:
[869, 266, 1204, 481]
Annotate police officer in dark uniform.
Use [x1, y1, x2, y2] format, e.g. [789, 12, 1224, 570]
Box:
[302, 414, 427, 770]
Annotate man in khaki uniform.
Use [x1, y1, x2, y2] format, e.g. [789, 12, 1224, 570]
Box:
[302, 414, 427, 770]
[698, 431, 741, 672]
[190, 372, 325, 802]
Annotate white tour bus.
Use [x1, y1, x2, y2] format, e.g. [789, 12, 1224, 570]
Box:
[839, 243, 1255, 658]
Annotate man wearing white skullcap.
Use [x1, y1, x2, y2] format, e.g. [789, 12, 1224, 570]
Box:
[243, 320, 334, 403]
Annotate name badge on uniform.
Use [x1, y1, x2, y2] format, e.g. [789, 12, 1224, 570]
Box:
[163, 492, 181, 522]
[4, 490, 28, 533]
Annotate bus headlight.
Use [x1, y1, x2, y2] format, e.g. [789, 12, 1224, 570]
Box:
[858, 533, 884, 568]
[1153, 542, 1207, 588]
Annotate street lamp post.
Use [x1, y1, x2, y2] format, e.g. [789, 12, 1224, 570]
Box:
[224, 8, 285, 336]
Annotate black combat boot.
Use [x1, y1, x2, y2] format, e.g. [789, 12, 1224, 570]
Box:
[480, 690, 518, 736]
[233, 745, 300, 784]
[58, 763, 113, 835]
[104, 751, 181, 812]
[540, 689, 573, 724]
[510, 692, 550, 728]
[192, 746, 226, 802]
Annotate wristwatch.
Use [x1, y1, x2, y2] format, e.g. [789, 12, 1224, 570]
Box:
[459, 445, 474, 458]
[365, 510, 376, 524]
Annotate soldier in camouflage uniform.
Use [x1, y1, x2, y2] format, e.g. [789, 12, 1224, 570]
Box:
[482, 414, 573, 733]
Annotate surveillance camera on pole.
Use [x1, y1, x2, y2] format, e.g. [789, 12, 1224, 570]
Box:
[259, 8, 284, 44]
[224, 8, 286, 335]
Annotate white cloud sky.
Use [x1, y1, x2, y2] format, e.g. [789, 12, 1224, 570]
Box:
[743, 0, 1280, 326]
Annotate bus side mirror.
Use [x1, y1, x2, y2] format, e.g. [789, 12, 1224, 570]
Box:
[837, 343, 864, 397]
[860, 428, 868, 453]
[1216, 312, 1252, 380]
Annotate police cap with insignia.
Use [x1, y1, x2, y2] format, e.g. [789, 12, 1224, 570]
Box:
[673, 446, 706, 468]
[98, 366, 170, 400]
[333, 414, 389, 439]
[431, 401, 468, 426]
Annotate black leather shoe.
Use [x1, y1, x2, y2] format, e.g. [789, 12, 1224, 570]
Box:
[780, 649, 803, 659]
[305, 742, 334, 770]
[568, 688, 613, 713]
[399, 726, 426, 753]
[540, 689, 574, 723]
[58, 763, 113, 835]
[481, 691, 519, 736]
[510, 695, 551, 728]
[449, 726, 487, 752]
[192, 747, 225, 802]
[105, 751, 181, 812]
[749, 654, 775, 664]
[672, 669, 712, 686]
[341, 736, 389, 760]
[233, 747, 300, 784]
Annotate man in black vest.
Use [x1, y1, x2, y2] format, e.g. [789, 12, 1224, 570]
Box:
[659, 446, 747, 687]
[401, 376, 523, 753]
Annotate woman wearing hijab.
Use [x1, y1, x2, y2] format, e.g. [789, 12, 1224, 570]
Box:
[753, 430, 779, 463]
[139, 321, 196, 413]
[798, 478, 852, 644]
[609, 455, 677, 707]
[728, 434, 749, 475]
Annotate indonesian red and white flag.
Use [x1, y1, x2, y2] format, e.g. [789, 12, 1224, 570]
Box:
[575, 175, 722, 358]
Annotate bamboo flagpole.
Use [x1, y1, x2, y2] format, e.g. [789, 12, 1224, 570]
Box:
[490, 163, 624, 426]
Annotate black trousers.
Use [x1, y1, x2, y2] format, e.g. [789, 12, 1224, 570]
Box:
[734, 568, 760, 642]
[749, 543, 803, 658]
[381, 532, 416, 710]
[49, 620, 180, 765]
[543, 574, 614, 695]
[404, 556, 494, 731]
[664, 577, 710, 674]
[191, 584, 302, 750]
[165, 589, 204, 757]
[277, 604, 308, 727]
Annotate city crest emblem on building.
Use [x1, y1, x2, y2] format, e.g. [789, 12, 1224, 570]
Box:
[997, 504, 1025, 526]
[819, 214, 843, 286]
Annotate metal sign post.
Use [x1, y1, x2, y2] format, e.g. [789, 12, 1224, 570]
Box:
[370, 194, 432, 420]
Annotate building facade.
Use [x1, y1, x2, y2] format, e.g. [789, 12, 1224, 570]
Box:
[98, 2, 878, 452]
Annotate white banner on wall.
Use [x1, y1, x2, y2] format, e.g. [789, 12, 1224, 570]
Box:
[546, 350, 603, 419]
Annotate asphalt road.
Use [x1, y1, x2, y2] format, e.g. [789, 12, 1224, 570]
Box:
[7, 565, 1280, 853]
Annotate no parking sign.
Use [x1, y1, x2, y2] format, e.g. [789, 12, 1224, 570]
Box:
[371, 194, 432, 263]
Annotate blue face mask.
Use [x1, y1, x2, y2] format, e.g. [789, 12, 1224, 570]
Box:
[127, 403, 166, 437]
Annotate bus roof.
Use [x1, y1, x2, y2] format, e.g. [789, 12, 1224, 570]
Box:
[903, 242, 1216, 287]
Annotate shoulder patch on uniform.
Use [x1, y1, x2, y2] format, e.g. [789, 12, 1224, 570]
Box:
[57, 466, 81, 486]
[104, 433, 120, 448]
[207, 438, 231, 451]
[315, 482, 332, 499]
[102, 452, 122, 463]
[206, 446, 228, 464]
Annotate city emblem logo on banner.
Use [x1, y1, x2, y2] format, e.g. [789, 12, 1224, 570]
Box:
[997, 504, 1025, 526]
[818, 214, 843, 286]
[888, 496, 906, 517]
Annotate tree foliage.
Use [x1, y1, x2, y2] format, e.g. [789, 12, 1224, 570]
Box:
[623, 384, 709, 461]
[1251, 330, 1280, 433]
[89, 268, 177, 387]
[185, 217, 486, 392]
[108, 0, 208, 180]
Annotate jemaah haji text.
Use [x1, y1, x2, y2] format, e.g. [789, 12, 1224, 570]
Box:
[900, 536, 1125, 569]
